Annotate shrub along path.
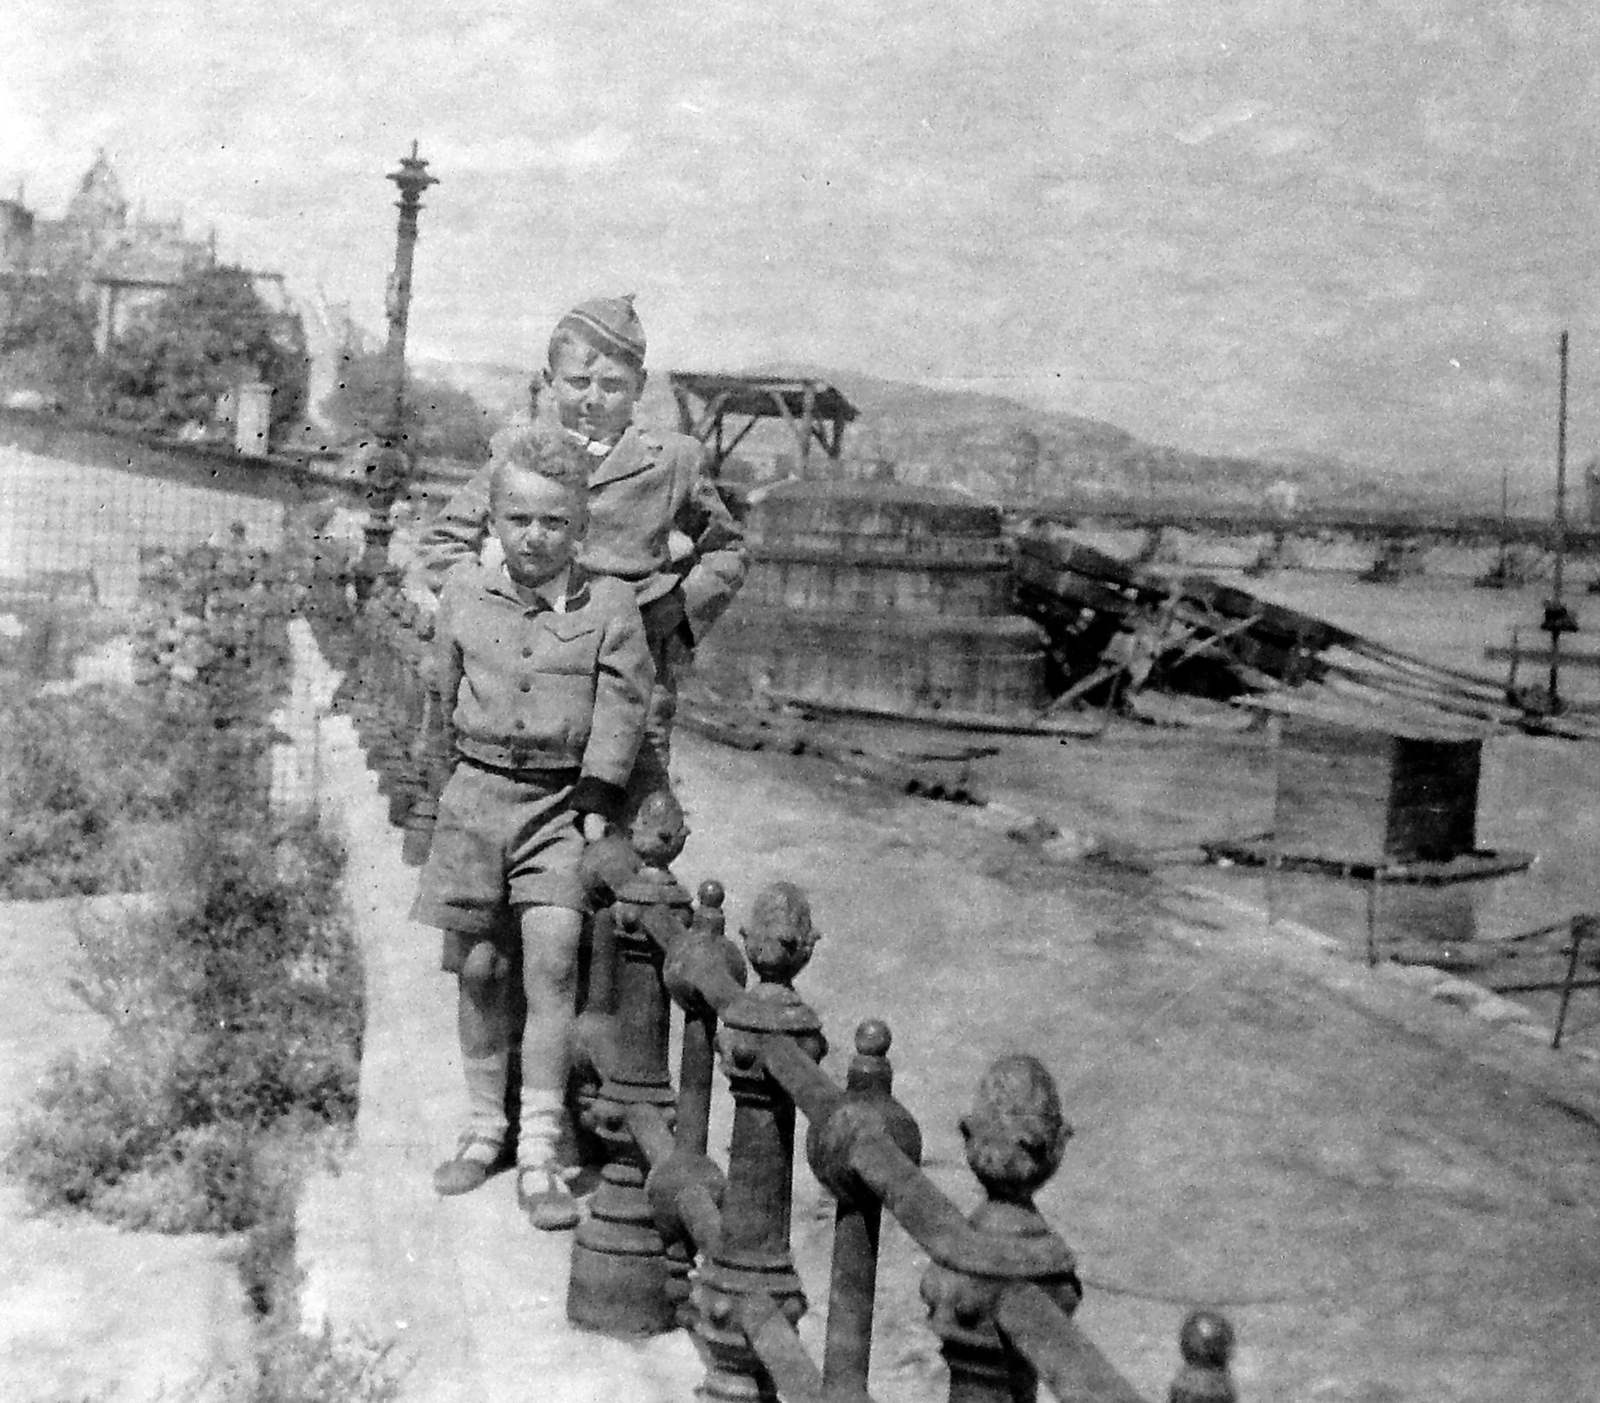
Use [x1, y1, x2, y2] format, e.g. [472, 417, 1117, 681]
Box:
[302, 647, 1600, 1402]
[0, 895, 254, 1401]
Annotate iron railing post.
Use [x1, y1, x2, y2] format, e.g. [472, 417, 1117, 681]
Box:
[674, 881, 730, 1159]
[401, 682, 447, 867]
[390, 596, 436, 857]
[567, 795, 692, 1336]
[649, 879, 748, 1325]
[694, 882, 826, 1401]
[807, 1019, 923, 1402]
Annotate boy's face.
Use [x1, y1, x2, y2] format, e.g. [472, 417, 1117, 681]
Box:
[544, 339, 645, 444]
[491, 467, 586, 590]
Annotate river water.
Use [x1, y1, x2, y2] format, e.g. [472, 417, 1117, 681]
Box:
[885, 568, 1600, 1051]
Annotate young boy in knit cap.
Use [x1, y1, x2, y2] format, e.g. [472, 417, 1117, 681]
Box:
[413, 420, 653, 1230]
[413, 293, 747, 816]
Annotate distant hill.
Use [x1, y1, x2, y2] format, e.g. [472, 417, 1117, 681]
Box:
[416, 355, 1427, 513]
[745, 362, 1424, 513]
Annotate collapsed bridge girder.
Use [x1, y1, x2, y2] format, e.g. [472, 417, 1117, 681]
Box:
[1012, 528, 1345, 705]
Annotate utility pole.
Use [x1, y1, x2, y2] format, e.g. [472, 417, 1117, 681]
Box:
[1544, 329, 1576, 713]
[358, 141, 438, 597]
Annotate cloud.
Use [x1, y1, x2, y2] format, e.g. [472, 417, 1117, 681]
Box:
[553, 126, 634, 173]
[4, 1, 1597, 488]
[417, 126, 635, 179]
[1173, 100, 1271, 147]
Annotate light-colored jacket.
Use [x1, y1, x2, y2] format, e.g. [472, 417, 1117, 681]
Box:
[416, 424, 747, 645]
[432, 562, 652, 814]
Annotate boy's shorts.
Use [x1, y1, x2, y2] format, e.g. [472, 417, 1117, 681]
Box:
[410, 761, 587, 967]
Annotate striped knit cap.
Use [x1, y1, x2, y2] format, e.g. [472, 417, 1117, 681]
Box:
[553, 294, 646, 371]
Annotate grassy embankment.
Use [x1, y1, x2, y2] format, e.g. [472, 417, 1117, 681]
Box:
[0, 542, 397, 1402]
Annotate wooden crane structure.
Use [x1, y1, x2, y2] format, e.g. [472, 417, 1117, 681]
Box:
[668, 372, 857, 476]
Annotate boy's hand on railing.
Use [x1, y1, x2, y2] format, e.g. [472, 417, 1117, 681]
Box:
[581, 812, 610, 844]
[578, 829, 643, 911]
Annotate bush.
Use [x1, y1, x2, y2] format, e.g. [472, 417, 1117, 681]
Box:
[319, 337, 500, 462]
[89, 265, 309, 433]
[4, 542, 359, 1226]
[4, 821, 362, 1231]
[0, 681, 202, 897]
[0, 273, 98, 410]
[0, 528, 319, 898]
[0, 532, 323, 899]
[225, 1323, 401, 1403]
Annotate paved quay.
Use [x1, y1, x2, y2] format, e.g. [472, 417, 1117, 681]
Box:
[298, 698, 702, 1403]
[300, 685, 1600, 1402]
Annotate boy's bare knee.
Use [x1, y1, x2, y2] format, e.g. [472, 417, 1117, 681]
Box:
[460, 939, 511, 999]
[519, 905, 582, 986]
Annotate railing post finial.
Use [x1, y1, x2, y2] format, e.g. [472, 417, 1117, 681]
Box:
[1169, 1310, 1238, 1403]
[960, 1053, 1072, 1207]
[921, 1054, 1080, 1403]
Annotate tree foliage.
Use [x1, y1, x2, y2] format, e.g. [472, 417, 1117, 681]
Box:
[411, 372, 499, 462]
[93, 265, 309, 433]
[0, 274, 97, 405]
[319, 333, 498, 464]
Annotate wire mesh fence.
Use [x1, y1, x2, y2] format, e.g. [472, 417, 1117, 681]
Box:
[0, 412, 367, 681]
[3, 443, 286, 600]
[0, 410, 371, 902]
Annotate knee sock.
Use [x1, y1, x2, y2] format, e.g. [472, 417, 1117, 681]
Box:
[517, 1084, 564, 1170]
[462, 1049, 511, 1152]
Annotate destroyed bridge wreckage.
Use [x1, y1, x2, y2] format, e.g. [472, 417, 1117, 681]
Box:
[685, 475, 1592, 748]
[664, 373, 1591, 746]
[1006, 528, 1592, 739]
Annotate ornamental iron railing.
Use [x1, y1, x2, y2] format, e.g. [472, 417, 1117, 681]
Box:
[564, 806, 1237, 1403]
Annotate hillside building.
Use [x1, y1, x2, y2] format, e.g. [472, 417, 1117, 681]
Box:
[0, 152, 284, 353]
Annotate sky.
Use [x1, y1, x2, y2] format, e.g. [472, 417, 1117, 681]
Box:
[4, 0, 1598, 504]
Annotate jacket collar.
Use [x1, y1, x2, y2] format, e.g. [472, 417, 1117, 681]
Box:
[482, 561, 592, 612]
[533, 396, 658, 487]
[585, 425, 657, 489]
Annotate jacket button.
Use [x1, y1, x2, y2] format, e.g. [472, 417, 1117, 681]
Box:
[520, 682, 531, 692]
[515, 719, 526, 730]
[522, 646, 533, 657]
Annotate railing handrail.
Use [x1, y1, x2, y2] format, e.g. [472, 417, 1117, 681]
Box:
[626, 901, 1091, 1283]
